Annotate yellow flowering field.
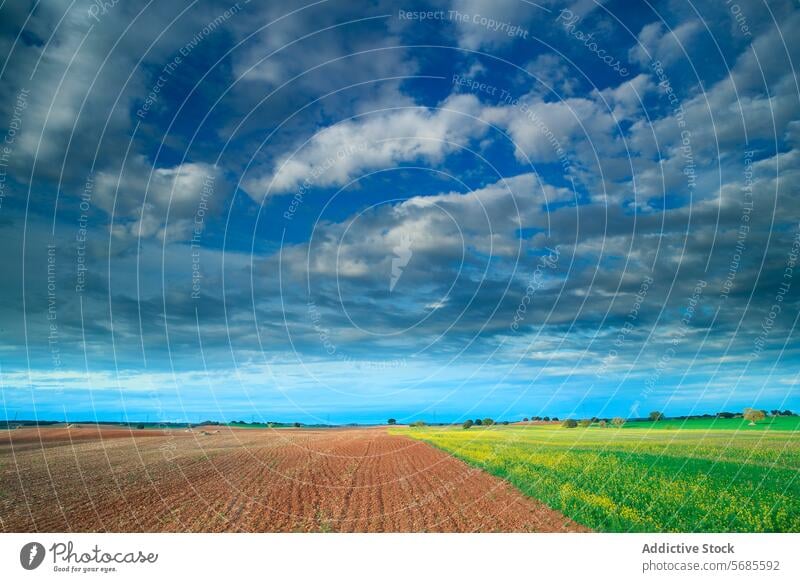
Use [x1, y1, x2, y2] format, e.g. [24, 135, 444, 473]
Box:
[396, 424, 800, 532]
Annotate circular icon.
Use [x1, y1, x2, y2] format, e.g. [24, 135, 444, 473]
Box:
[19, 542, 45, 570]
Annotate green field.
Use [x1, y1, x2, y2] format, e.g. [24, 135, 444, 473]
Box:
[396, 420, 800, 532]
[620, 416, 800, 431]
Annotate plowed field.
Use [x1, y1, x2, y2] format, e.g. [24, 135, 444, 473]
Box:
[0, 426, 584, 532]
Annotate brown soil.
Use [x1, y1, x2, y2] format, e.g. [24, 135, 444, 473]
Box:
[0, 426, 170, 449]
[0, 426, 587, 532]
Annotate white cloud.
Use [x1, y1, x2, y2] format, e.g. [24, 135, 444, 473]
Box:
[449, 0, 529, 50]
[244, 93, 486, 197]
[629, 20, 702, 67]
[525, 53, 581, 97]
[93, 157, 221, 242]
[482, 94, 619, 166]
[593, 73, 655, 118]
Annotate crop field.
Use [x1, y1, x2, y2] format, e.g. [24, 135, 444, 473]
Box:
[0, 426, 583, 532]
[398, 422, 800, 532]
[618, 416, 800, 431]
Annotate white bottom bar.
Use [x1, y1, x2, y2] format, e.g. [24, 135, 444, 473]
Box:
[2, 533, 798, 581]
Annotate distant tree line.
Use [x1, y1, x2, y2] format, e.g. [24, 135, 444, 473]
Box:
[405, 406, 798, 430]
[555, 407, 793, 428]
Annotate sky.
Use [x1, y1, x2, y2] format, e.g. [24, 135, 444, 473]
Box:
[0, 0, 798, 424]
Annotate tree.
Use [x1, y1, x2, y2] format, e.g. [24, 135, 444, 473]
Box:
[543, 416, 550, 421]
[502, 420, 509, 425]
[293, 422, 301, 428]
[522, 417, 529, 422]
[578, 419, 591, 427]
[562, 419, 578, 428]
[410, 420, 426, 427]
[598, 420, 607, 428]
[136, 424, 145, 430]
[552, 417, 559, 421]
[387, 418, 397, 425]
[783, 409, 794, 416]
[611, 417, 625, 427]
[483, 418, 494, 426]
[743, 408, 766, 425]
[462, 419, 474, 429]
[649, 411, 664, 421]
[770, 410, 781, 417]
[532, 416, 541, 421]
[474, 418, 483, 426]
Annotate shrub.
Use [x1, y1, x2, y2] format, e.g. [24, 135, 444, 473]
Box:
[410, 420, 426, 427]
[743, 408, 766, 425]
[562, 419, 578, 428]
[462, 419, 473, 429]
[502, 421, 509, 425]
[136, 424, 145, 430]
[598, 420, 607, 427]
[387, 418, 397, 425]
[578, 419, 591, 427]
[649, 411, 664, 421]
[611, 417, 625, 427]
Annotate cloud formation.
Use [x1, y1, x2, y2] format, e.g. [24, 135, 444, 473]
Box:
[1, 0, 798, 422]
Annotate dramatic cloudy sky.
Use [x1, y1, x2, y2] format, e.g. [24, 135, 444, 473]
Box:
[1, 0, 798, 423]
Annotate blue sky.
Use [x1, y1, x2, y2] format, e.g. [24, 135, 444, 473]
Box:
[0, 0, 799, 423]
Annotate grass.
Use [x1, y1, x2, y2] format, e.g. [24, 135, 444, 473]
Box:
[621, 416, 800, 431]
[395, 420, 800, 532]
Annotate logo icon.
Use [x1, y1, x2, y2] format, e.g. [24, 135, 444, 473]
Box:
[20, 542, 46, 570]
[390, 233, 413, 292]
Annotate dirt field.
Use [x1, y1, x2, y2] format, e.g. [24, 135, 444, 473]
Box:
[0, 426, 585, 532]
